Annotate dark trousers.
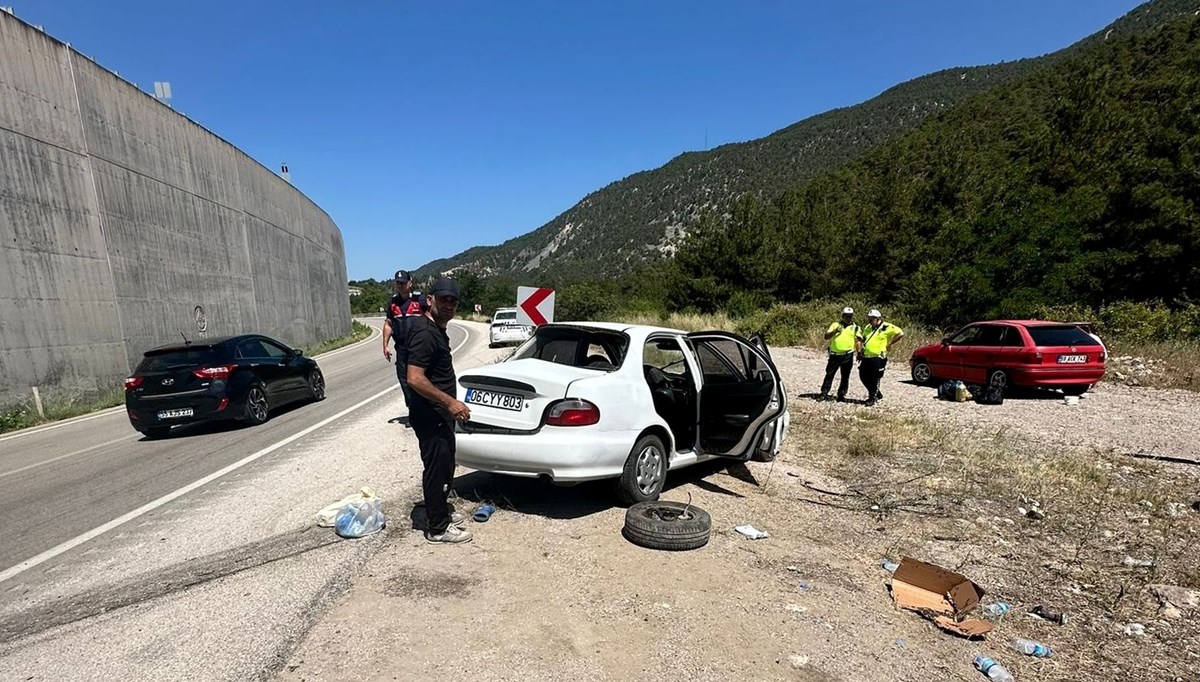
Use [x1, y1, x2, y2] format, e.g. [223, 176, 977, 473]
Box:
[859, 356, 888, 400]
[394, 356, 413, 407]
[411, 402, 456, 534]
[820, 353, 854, 398]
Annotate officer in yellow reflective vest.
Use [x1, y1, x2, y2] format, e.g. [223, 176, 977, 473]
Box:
[856, 309, 904, 407]
[819, 306, 859, 402]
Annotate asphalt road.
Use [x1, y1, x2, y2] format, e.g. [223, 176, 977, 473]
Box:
[0, 316, 466, 581]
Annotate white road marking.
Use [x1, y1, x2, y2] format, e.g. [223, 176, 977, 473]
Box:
[0, 323, 480, 584]
[0, 435, 138, 480]
[0, 323, 383, 444]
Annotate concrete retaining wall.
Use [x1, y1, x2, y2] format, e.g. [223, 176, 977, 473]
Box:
[0, 13, 350, 405]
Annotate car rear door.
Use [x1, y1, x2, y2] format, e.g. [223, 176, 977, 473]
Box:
[236, 339, 286, 400]
[685, 332, 785, 460]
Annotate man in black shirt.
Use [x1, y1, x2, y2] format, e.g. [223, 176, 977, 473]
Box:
[383, 270, 424, 408]
[407, 277, 473, 544]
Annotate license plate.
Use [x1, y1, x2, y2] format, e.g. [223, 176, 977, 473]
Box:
[465, 388, 524, 411]
[1057, 354, 1087, 364]
[157, 408, 194, 419]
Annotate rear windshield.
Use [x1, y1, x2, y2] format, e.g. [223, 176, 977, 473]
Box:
[1026, 325, 1098, 347]
[136, 347, 228, 372]
[494, 311, 517, 321]
[511, 326, 629, 368]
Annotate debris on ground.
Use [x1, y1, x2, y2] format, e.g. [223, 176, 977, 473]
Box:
[733, 524, 769, 540]
[973, 654, 1014, 682]
[1017, 495, 1045, 520]
[1122, 556, 1154, 568]
[334, 495, 386, 538]
[1013, 638, 1052, 657]
[316, 487, 377, 527]
[472, 503, 497, 522]
[1029, 604, 1068, 624]
[788, 654, 810, 669]
[880, 558, 900, 572]
[1123, 623, 1147, 637]
[1148, 584, 1200, 619]
[786, 603, 808, 614]
[890, 557, 993, 637]
[981, 602, 1012, 619]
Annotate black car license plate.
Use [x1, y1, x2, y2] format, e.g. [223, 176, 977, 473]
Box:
[157, 408, 194, 419]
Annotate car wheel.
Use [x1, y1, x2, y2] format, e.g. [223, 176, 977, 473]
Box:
[616, 434, 667, 506]
[244, 384, 270, 425]
[911, 360, 933, 385]
[987, 369, 1009, 391]
[308, 369, 326, 401]
[142, 426, 172, 439]
[622, 500, 711, 551]
[1062, 384, 1088, 396]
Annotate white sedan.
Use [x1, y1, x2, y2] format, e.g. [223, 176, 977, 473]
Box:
[456, 322, 789, 504]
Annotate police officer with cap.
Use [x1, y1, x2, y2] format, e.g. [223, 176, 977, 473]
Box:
[406, 277, 473, 544]
[856, 309, 904, 407]
[819, 306, 859, 402]
[383, 270, 423, 408]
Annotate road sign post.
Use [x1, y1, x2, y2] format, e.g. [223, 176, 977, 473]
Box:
[516, 286, 555, 327]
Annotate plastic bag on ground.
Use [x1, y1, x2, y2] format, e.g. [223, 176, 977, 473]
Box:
[316, 487, 376, 527]
[335, 497, 386, 538]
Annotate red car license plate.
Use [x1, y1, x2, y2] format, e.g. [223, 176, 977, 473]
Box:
[1057, 354, 1087, 364]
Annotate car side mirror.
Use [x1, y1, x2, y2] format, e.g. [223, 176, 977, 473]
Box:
[292, 348, 303, 356]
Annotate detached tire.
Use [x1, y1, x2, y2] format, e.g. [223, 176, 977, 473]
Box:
[622, 501, 711, 551]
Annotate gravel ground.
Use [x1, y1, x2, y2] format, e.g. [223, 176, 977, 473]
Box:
[278, 340, 1197, 682]
[773, 346, 1200, 461]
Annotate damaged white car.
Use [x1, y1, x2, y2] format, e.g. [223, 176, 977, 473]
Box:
[456, 322, 789, 504]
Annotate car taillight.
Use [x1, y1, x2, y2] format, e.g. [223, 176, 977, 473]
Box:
[124, 376, 144, 390]
[545, 399, 600, 426]
[1024, 352, 1043, 364]
[193, 364, 237, 380]
[1099, 350, 1107, 362]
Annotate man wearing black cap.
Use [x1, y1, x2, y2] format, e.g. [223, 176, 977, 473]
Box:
[407, 277, 473, 544]
[383, 270, 423, 407]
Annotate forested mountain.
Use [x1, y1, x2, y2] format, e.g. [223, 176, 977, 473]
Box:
[416, 0, 1200, 283]
[667, 11, 1200, 325]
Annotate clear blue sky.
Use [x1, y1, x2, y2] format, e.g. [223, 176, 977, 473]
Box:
[18, 0, 1143, 280]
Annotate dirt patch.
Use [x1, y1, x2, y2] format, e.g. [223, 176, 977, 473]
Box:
[278, 346, 1198, 682]
[383, 567, 474, 599]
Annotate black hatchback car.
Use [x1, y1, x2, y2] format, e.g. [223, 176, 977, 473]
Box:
[124, 334, 325, 438]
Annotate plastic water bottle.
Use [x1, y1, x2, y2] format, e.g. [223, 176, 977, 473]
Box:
[335, 498, 385, 538]
[880, 558, 900, 572]
[973, 655, 1015, 682]
[981, 602, 1012, 618]
[1013, 638, 1052, 657]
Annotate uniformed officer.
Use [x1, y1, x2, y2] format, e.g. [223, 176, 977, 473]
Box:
[382, 270, 424, 407]
[857, 309, 904, 407]
[818, 306, 859, 402]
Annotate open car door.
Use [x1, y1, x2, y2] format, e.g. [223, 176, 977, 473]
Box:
[685, 332, 786, 460]
[748, 332, 789, 460]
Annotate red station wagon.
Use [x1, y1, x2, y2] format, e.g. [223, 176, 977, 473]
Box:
[909, 321, 1106, 396]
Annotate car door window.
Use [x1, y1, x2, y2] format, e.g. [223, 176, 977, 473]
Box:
[644, 338, 690, 378]
[236, 340, 265, 360]
[259, 339, 290, 360]
[948, 326, 981, 345]
[973, 325, 1006, 347]
[1000, 326, 1024, 347]
[695, 340, 746, 381]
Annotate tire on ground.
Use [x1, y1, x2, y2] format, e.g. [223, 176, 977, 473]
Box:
[622, 500, 711, 551]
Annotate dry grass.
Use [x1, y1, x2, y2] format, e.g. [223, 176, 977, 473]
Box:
[603, 310, 736, 332]
[778, 403, 1199, 681]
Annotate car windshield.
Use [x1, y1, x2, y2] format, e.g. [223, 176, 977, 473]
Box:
[1026, 325, 1098, 347]
[511, 326, 629, 368]
[494, 311, 517, 322]
[136, 347, 227, 372]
